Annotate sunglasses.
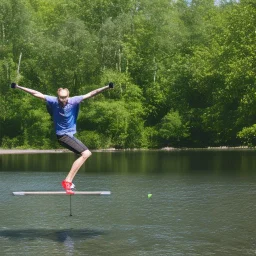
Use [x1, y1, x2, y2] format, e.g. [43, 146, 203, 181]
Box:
[58, 96, 68, 100]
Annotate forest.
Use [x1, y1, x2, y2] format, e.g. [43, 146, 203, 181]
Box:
[0, 0, 255, 149]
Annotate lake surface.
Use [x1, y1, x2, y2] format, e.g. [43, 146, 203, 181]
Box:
[0, 150, 255, 255]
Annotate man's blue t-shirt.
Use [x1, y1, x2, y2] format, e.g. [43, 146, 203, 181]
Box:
[45, 95, 84, 136]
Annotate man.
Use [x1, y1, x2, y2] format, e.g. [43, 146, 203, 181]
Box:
[11, 82, 114, 194]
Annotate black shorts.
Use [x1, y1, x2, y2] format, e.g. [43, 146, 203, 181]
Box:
[57, 135, 88, 155]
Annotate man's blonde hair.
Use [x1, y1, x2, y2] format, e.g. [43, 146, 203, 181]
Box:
[57, 88, 70, 97]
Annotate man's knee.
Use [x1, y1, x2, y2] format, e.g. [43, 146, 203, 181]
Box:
[81, 150, 92, 159]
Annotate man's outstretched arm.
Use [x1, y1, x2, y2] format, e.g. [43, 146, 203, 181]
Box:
[11, 83, 45, 100]
[82, 82, 114, 100]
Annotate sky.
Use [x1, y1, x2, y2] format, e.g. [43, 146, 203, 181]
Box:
[214, 0, 240, 4]
[185, 0, 240, 4]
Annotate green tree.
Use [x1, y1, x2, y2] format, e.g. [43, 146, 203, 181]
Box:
[159, 110, 189, 147]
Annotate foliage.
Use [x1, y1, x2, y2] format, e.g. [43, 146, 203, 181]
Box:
[159, 110, 189, 147]
[237, 125, 256, 147]
[1, 0, 256, 149]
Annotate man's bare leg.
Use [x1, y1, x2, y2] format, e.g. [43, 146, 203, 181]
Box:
[65, 149, 92, 183]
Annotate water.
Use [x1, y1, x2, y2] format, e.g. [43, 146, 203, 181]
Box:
[0, 150, 255, 255]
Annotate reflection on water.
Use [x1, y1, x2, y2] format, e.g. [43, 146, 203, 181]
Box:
[0, 228, 104, 242]
[0, 228, 105, 256]
[0, 150, 255, 256]
[1, 149, 256, 176]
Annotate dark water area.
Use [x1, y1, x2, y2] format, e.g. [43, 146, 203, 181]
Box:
[1, 149, 256, 176]
[0, 150, 255, 255]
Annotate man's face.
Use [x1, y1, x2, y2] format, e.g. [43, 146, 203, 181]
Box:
[58, 90, 69, 106]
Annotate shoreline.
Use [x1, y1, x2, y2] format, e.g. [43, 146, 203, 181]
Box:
[0, 149, 67, 155]
[0, 146, 253, 155]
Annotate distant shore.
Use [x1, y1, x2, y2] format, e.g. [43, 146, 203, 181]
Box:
[0, 146, 253, 155]
[0, 149, 67, 155]
[0, 148, 118, 154]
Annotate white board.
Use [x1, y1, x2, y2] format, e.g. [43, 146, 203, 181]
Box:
[13, 191, 111, 196]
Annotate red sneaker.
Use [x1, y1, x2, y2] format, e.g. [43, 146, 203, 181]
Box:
[66, 189, 74, 195]
[62, 180, 74, 195]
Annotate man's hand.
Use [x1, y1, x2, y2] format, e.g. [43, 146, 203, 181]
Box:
[108, 82, 114, 88]
[11, 82, 17, 89]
